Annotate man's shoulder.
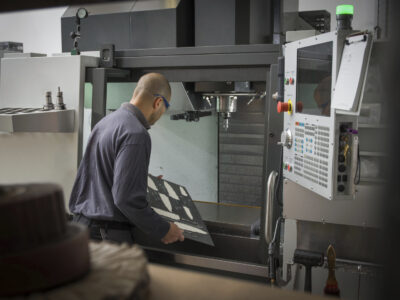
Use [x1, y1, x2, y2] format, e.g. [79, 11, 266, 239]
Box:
[100, 108, 142, 128]
[123, 127, 150, 143]
[92, 107, 149, 143]
[113, 109, 150, 143]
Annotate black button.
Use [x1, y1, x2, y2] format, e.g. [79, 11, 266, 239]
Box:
[338, 185, 345, 192]
[342, 175, 347, 182]
[338, 155, 345, 163]
[337, 175, 342, 182]
[338, 165, 346, 172]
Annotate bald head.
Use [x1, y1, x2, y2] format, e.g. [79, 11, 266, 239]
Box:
[133, 73, 171, 102]
[130, 73, 171, 126]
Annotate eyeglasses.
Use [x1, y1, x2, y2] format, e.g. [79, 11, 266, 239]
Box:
[153, 94, 170, 110]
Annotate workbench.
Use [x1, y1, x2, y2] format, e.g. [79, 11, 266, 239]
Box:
[148, 263, 328, 300]
[15, 241, 328, 300]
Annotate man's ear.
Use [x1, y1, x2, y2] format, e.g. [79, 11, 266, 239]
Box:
[153, 97, 162, 109]
[151, 97, 157, 109]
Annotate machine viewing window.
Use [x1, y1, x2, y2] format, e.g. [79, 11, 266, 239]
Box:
[296, 42, 333, 117]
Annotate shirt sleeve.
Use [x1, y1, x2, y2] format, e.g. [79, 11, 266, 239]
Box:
[112, 143, 170, 240]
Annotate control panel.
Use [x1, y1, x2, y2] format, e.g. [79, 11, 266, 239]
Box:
[279, 31, 361, 200]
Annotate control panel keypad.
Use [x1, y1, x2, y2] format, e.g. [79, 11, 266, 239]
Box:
[291, 122, 330, 189]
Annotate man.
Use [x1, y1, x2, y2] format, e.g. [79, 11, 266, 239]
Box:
[70, 73, 184, 245]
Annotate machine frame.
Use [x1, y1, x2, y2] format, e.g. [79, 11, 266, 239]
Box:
[84, 44, 283, 279]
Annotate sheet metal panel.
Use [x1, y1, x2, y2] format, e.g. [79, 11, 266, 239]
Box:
[296, 220, 381, 263]
[283, 179, 383, 228]
[61, 0, 193, 52]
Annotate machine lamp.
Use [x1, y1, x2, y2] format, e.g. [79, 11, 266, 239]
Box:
[336, 5, 354, 15]
[336, 5, 354, 30]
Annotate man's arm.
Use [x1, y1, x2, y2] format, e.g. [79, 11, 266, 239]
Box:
[112, 143, 171, 240]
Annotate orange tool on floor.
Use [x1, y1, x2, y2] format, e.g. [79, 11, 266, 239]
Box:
[324, 245, 340, 297]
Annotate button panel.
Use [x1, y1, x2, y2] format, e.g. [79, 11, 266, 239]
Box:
[336, 122, 354, 195]
[284, 163, 293, 172]
[290, 122, 330, 189]
[285, 77, 295, 85]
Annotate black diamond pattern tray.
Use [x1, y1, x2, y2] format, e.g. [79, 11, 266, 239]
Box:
[147, 174, 214, 246]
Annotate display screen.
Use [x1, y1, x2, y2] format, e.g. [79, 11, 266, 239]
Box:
[296, 42, 333, 117]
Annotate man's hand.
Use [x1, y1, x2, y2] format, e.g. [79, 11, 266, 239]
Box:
[161, 222, 184, 244]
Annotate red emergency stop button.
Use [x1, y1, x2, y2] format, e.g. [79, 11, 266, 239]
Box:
[287, 165, 291, 172]
[296, 101, 303, 113]
[277, 102, 289, 113]
[289, 77, 295, 85]
[277, 101, 292, 113]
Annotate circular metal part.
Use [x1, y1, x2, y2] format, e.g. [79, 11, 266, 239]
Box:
[43, 91, 54, 111]
[56, 103, 66, 110]
[280, 129, 293, 149]
[0, 184, 67, 254]
[76, 7, 88, 19]
[0, 183, 90, 297]
[56, 87, 66, 110]
[0, 185, 26, 198]
[0, 223, 89, 297]
[216, 95, 237, 114]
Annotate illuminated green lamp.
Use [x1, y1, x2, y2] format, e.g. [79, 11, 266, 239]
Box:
[336, 4, 354, 15]
[336, 4, 354, 30]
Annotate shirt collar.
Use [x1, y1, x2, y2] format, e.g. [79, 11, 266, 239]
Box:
[121, 102, 150, 130]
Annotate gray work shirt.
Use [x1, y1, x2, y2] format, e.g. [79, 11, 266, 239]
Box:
[69, 102, 170, 240]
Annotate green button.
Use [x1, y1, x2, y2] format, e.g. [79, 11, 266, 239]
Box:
[336, 4, 354, 15]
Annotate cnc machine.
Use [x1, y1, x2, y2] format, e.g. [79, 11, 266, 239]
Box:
[0, 2, 386, 296]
